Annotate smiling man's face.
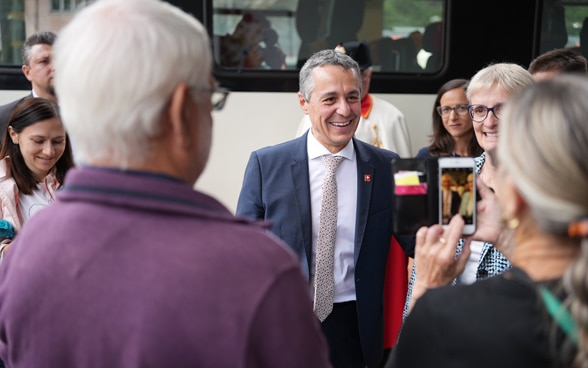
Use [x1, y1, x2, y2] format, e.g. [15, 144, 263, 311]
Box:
[298, 64, 361, 153]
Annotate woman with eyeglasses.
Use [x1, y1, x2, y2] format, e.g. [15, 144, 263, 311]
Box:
[403, 64, 535, 318]
[388, 74, 588, 368]
[416, 79, 483, 158]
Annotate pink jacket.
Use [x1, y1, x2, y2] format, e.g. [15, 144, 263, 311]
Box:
[0, 157, 59, 234]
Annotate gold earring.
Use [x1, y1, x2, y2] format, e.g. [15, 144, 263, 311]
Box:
[505, 217, 520, 230]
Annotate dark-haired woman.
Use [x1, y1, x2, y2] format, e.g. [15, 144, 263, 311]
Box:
[416, 79, 482, 158]
[0, 97, 74, 256]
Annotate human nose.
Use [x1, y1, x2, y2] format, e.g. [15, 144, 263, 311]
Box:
[43, 142, 55, 155]
[335, 98, 352, 116]
[448, 108, 460, 118]
[482, 112, 499, 129]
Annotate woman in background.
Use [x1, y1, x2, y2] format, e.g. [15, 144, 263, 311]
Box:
[416, 78, 482, 158]
[0, 97, 74, 256]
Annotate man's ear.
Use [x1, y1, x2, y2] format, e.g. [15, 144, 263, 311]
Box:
[22, 65, 32, 82]
[167, 83, 191, 148]
[298, 92, 309, 114]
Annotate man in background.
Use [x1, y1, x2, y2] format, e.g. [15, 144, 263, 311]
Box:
[528, 47, 588, 81]
[0, 31, 57, 135]
[0, 1, 331, 367]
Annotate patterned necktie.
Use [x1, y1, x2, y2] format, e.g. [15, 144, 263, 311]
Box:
[314, 155, 344, 322]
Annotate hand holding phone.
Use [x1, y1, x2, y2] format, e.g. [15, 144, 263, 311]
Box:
[438, 157, 476, 235]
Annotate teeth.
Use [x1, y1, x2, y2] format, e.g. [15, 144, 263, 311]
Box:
[331, 121, 350, 127]
[485, 133, 498, 137]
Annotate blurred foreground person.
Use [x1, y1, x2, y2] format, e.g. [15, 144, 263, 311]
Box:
[0, 1, 330, 367]
[388, 75, 588, 367]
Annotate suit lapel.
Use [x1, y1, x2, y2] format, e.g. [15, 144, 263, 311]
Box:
[353, 139, 374, 264]
[290, 134, 313, 273]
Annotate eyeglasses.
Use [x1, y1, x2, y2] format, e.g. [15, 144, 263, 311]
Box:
[467, 103, 503, 123]
[436, 104, 469, 117]
[190, 86, 230, 111]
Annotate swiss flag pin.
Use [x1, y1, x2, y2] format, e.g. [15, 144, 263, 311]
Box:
[364, 174, 371, 182]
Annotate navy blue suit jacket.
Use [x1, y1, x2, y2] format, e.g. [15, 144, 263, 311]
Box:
[0, 94, 31, 142]
[236, 133, 400, 367]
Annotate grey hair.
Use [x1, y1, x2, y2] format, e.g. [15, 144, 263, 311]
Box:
[499, 75, 588, 367]
[299, 49, 361, 102]
[21, 31, 56, 66]
[54, 0, 211, 167]
[467, 63, 534, 101]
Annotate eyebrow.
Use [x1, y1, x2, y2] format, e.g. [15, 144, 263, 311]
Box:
[318, 89, 360, 99]
[28, 134, 65, 140]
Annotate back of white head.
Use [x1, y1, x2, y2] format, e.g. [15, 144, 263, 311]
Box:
[54, 0, 211, 167]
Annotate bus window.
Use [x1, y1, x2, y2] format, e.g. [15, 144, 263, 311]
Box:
[538, 0, 588, 59]
[211, 0, 444, 73]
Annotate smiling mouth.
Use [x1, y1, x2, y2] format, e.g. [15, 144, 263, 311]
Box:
[484, 132, 498, 137]
[329, 120, 352, 127]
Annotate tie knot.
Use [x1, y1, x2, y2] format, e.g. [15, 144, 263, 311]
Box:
[321, 155, 344, 174]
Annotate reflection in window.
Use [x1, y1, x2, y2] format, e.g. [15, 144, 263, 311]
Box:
[212, 0, 444, 73]
[539, 0, 588, 61]
[51, 0, 85, 12]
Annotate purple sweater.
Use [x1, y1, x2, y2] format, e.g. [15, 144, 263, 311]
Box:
[0, 167, 331, 368]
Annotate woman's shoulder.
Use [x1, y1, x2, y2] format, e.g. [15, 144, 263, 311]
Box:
[415, 146, 432, 158]
[0, 158, 12, 181]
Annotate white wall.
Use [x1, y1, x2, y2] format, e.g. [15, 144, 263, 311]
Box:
[0, 90, 29, 102]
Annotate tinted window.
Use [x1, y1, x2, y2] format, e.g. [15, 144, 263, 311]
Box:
[211, 0, 444, 73]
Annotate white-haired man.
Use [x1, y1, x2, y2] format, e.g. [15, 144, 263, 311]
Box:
[0, 1, 330, 367]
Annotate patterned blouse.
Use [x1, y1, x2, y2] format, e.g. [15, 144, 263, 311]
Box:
[402, 152, 512, 320]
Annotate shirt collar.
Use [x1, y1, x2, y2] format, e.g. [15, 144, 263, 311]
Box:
[306, 129, 354, 161]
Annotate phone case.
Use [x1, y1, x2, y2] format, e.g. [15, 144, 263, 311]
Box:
[391, 157, 439, 235]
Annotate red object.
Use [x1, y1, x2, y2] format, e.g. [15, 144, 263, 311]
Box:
[383, 236, 408, 348]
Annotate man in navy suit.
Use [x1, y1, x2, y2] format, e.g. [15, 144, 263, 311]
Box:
[237, 49, 410, 368]
[0, 31, 57, 140]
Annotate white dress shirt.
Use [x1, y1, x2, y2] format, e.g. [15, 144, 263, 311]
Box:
[307, 132, 358, 303]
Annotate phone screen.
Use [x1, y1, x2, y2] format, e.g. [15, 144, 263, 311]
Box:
[438, 158, 476, 234]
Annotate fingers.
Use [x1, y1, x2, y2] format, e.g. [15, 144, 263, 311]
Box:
[445, 215, 464, 245]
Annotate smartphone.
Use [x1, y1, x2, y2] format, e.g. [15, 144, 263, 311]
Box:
[438, 157, 476, 235]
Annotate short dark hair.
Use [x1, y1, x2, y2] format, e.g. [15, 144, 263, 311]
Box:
[1, 98, 74, 194]
[528, 48, 588, 75]
[21, 31, 57, 66]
